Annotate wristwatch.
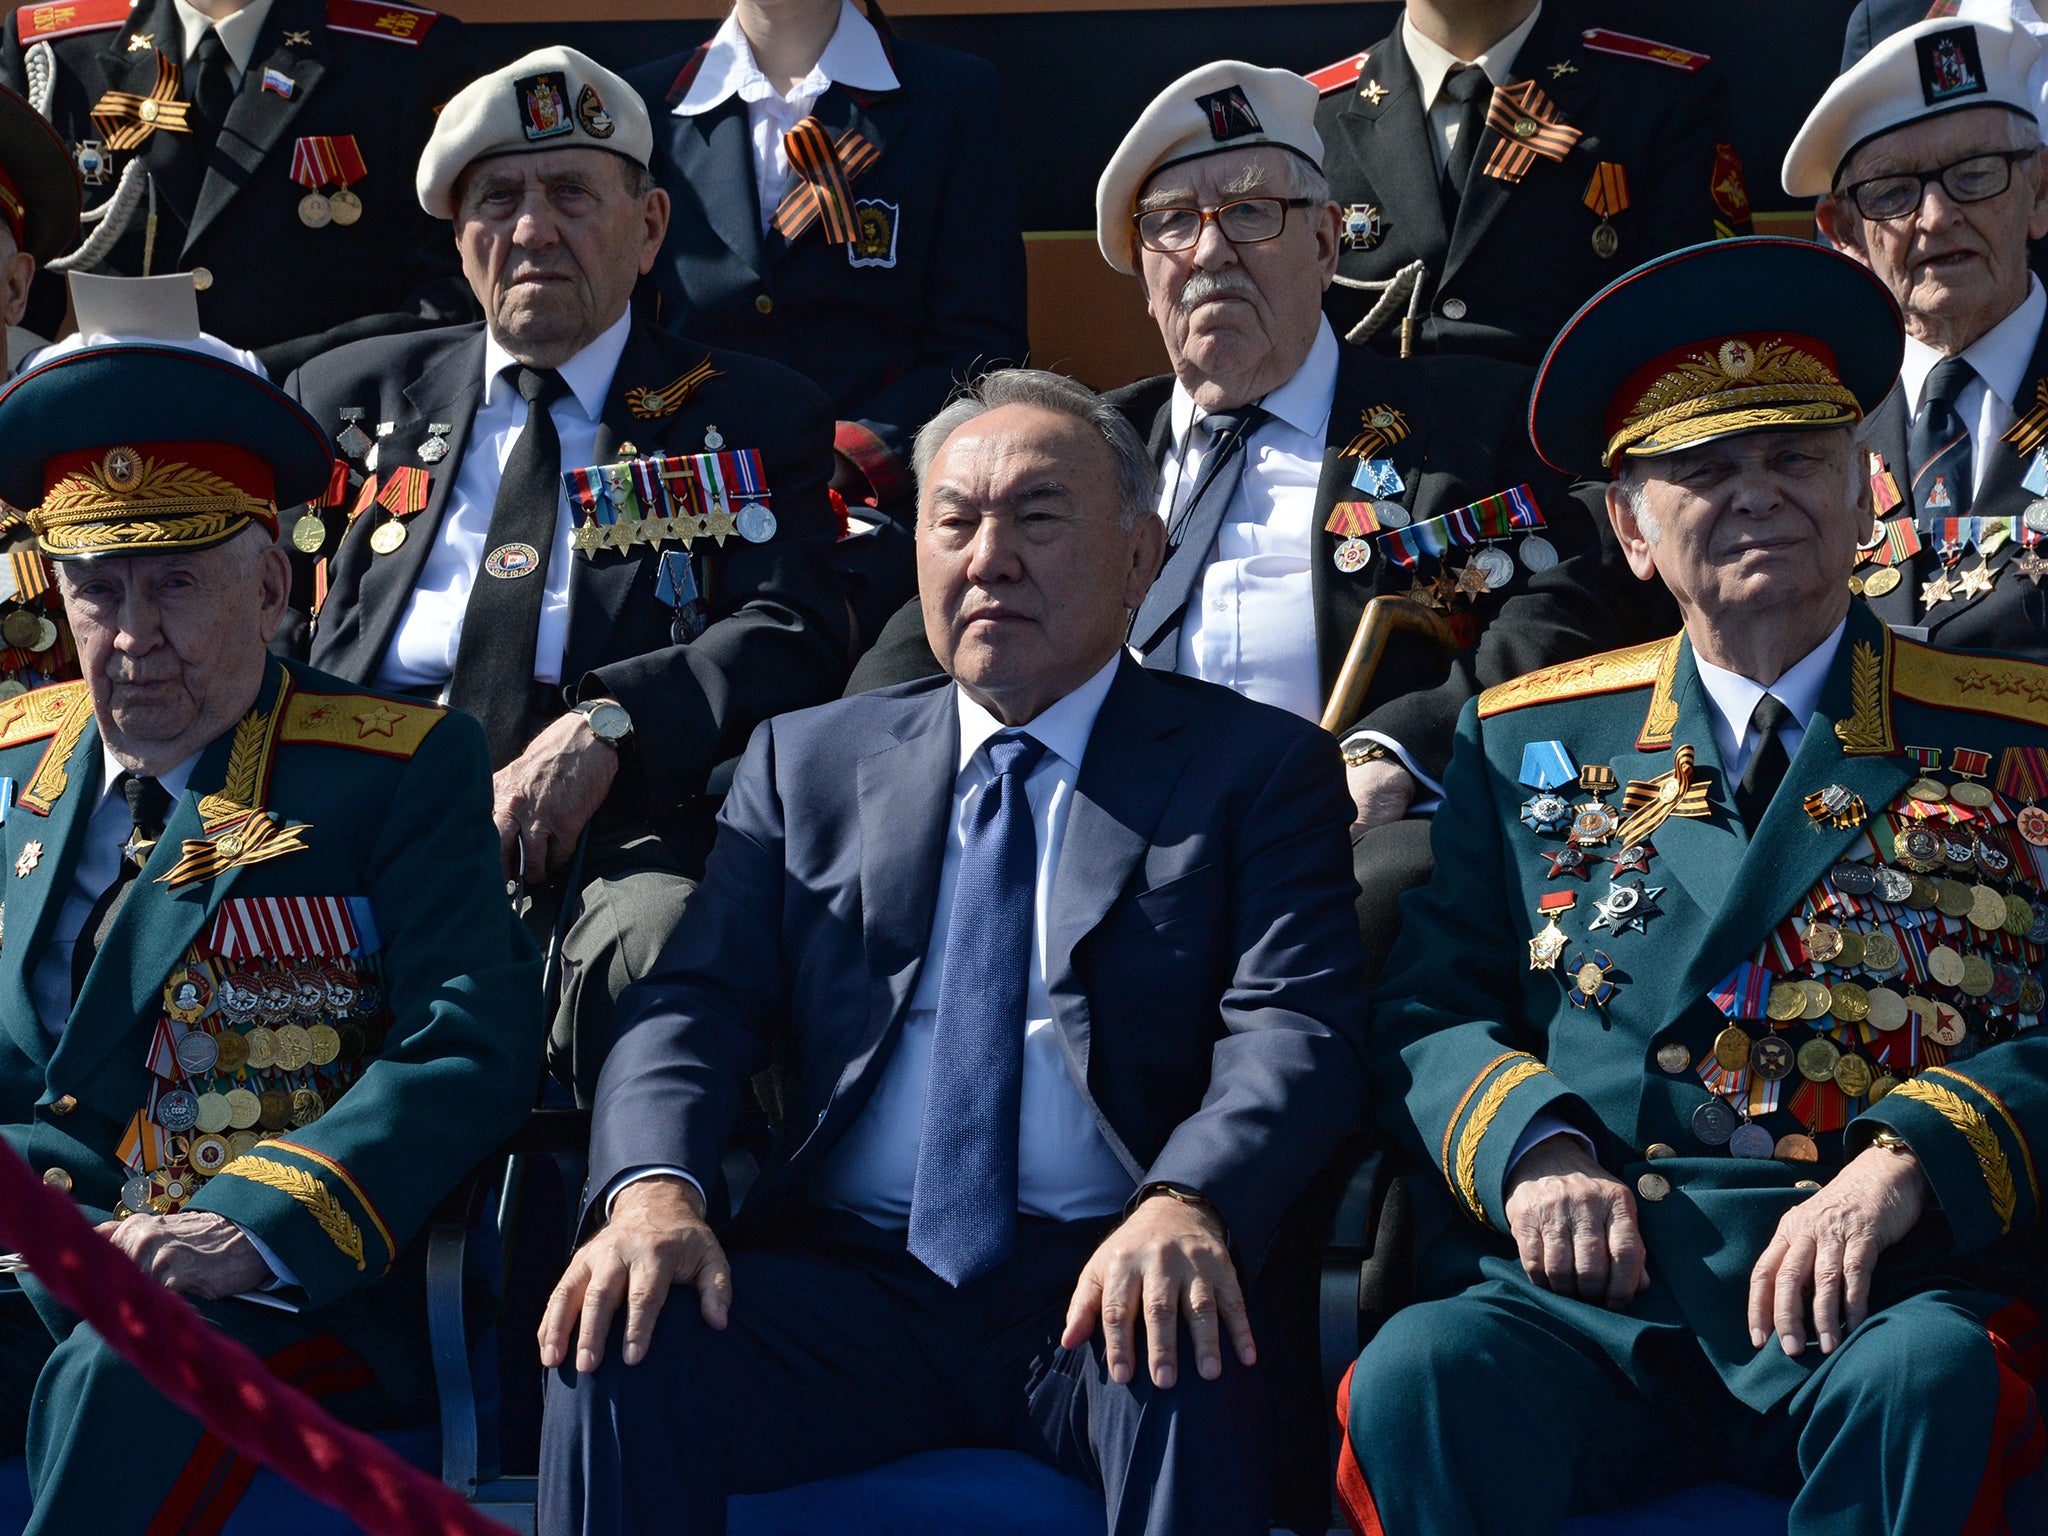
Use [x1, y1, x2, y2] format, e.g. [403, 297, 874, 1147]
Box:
[573, 698, 634, 749]
[1128, 1180, 1229, 1245]
[1343, 739, 1393, 769]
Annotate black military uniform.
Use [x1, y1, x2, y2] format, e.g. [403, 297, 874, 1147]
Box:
[1312, 0, 1749, 364]
[288, 316, 851, 1092]
[0, 0, 471, 374]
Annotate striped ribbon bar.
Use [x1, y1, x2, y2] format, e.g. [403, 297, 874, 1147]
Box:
[9, 548, 47, 601]
[90, 53, 192, 152]
[1377, 483, 1542, 566]
[1324, 501, 1382, 538]
[1482, 79, 1583, 183]
[289, 135, 368, 191]
[771, 120, 878, 244]
[1870, 517, 1921, 566]
[1998, 747, 2048, 803]
[204, 896, 375, 961]
[1581, 160, 1629, 218]
[2003, 379, 2048, 457]
[375, 466, 429, 516]
[1747, 1075, 1782, 1119]
[1708, 959, 1770, 1020]
[1696, 1056, 1749, 1100]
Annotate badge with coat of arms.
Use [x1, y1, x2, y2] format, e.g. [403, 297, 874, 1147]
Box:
[848, 199, 900, 269]
[516, 72, 574, 141]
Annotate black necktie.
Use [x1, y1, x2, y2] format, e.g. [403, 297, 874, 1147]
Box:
[1130, 407, 1267, 655]
[1909, 356, 1975, 521]
[448, 366, 569, 769]
[1440, 65, 1492, 227]
[188, 25, 235, 134]
[156, 26, 234, 219]
[72, 773, 172, 1001]
[1735, 694, 1793, 831]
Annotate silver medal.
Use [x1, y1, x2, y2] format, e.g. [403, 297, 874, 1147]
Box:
[735, 504, 777, 544]
[1372, 499, 1410, 530]
[1518, 534, 1559, 572]
[1472, 545, 1515, 590]
[2027, 498, 2048, 536]
[419, 424, 452, 464]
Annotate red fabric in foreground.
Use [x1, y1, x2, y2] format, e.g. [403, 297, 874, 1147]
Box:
[1963, 1300, 2048, 1536]
[1331, 1360, 1388, 1536]
[0, 1137, 508, 1536]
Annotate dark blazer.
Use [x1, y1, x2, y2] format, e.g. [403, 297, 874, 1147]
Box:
[586, 659, 1370, 1265]
[1, 0, 471, 372]
[1841, 0, 1940, 68]
[1858, 314, 2048, 654]
[284, 317, 852, 844]
[1315, 0, 1746, 364]
[626, 33, 1029, 501]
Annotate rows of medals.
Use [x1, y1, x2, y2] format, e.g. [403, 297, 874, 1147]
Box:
[121, 949, 388, 1216]
[1673, 759, 2045, 1162]
[0, 533, 71, 698]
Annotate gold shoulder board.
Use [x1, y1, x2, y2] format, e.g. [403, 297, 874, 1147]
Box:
[0, 681, 89, 749]
[1891, 640, 2048, 728]
[1477, 637, 1673, 719]
[279, 691, 444, 759]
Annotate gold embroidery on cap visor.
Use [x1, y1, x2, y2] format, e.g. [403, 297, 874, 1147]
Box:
[29, 450, 276, 557]
[1602, 336, 1862, 469]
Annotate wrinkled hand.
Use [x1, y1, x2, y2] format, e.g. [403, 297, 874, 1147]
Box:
[538, 1176, 731, 1374]
[1062, 1193, 1251, 1390]
[1503, 1134, 1648, 1309]
[1748, 1143, 1926, 1356]
[97, 1211, 273, 1300]
[494, 710, 618, 883]
[1348, 757, 1415, 832]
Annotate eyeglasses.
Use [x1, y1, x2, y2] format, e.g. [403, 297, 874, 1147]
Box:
[1838, 149, 2038, 221]
[1133, 197, 1313, 254]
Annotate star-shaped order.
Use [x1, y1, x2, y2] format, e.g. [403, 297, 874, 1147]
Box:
[1956, 560, 1997, 600]
[2016, 547, 2048, 585]
[1589, 877, 1665, 935]
[1920, 570, 1957, 609]
[1453, 559, 1491, 598]
[120, 826, 156, 869]
[1608, 841, 1654, 877]
[1541, 846, 1595, 880]
[1360, 79, 1388, 104]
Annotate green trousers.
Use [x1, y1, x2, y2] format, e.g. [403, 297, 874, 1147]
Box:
[1340, 1267, 2046, 1536]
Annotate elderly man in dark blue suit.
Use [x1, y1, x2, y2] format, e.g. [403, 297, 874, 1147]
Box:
[535, 368, 1370, 1536]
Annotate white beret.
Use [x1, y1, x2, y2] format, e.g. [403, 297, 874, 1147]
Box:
[1095, 61, 1323, 275]
[1783, 16, 2041, 197]
[417, 47, 651, 219]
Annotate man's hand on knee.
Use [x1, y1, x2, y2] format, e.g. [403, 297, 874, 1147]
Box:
[1503, 1135, 1649, 1310]
[1061, 1190, 1252, 1391]
[96, 1211, 273, 1299]
[538, 1176, 732, 1374]
[493, 710, 620, 882]
[1748, 1141, 1927, 1357]
[1347, 757, 1415, 833]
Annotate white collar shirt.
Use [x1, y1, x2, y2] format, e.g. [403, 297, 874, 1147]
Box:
[172, 0, 276, 87]
[672, 0, 899, 236]
[1691, 618, 1846, 786]
[1898, 277, 2046, 498]
[1402, 2, 1544, 178]
[376, 308, 632, 693]
[1156, 317, 1338, 724]
[809, 651, 1137, 1226]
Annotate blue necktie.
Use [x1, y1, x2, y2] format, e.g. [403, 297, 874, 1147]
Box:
[1910, 356, 1975, 520]
[907, 730, 1047, 1287]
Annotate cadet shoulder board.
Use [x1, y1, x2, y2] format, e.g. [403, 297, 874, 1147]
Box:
[13, 0, 126, 42]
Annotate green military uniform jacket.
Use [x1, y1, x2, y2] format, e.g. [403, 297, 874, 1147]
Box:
[0, 658, 540, 1310]
[1374, 600, 2048, 1412]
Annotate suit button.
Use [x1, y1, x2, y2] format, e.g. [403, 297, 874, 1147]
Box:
[754, 294, 774, 315]
[1635, 1172, 1669, 1202]
[1442, 297, 1468, 320]
[191, 267, 213, 292]
[42, 1167, 72, 1192]
[50, 1094, 76, 1115]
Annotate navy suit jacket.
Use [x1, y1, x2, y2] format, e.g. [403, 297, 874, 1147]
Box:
[586, 657, 1371, 1266]
[627, 35, 1029, 495]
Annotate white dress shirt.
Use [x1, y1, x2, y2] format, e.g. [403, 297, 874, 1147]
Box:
[1401, 3, 1544, 178]
[376, 309, 632, 693]
[809, 653, 1136, 1224]
[1158, 318, 1338, 724]
[1691, 618, 1844, 786]
[172, 0, 276, 87]
[672, 0, 900, 236]
[1899, 277, 2047, 499]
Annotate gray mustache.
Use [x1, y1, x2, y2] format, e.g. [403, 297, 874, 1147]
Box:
[1177, 270, 1259, 314]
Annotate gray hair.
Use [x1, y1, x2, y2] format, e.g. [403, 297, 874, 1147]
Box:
[912, 368, 1158, 530]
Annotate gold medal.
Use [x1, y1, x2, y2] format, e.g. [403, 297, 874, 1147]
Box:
[1774, 1133, 1820, 1163]
[0, 610, 39, 648]
[1833, 1053, 1874, 1098]
[1796, 1036, 1842, 1082]
[1868, 1072, 1899, 1103]
[1926, 945, 1966, 987]
[243, 1025, 277, 1070]
[258, 1089, 291, 1130]
[1861, 565, 1902, 597]
[1804, 920, 1844, 962]
[369, 518, 407, 555]
[1969, 884, 2011, 931]
[1766, 982, 1808, 1022]
[274, 1023, 313, 1071]
[1830, 981, 1871, 1023]
[1590, 219, 1618, 258]
[228, 1130, 260, 1158]
[212, 1030, 248, 1073]
[1934, 878, 1976, 918]
[1799, 979, 1834, 1021]
[2006, 892, 2035, 937]
[190, 1133, 231, 1174]
[298, 191, 332, 228]
[291, 512, 327, 554]
[1860, 930, 1902, 974]
[224, 1087, 262, 1130]
[1713, 1024, 1752, 1071]
[308, 1023, 341, 1067]
[1833, 931, 1866, 970]
[1905, 874, 1940, 910]
[1905, 778, 1949, 805]
[328, 187, 362, 225]
[194, 1091, 233, 1134]
[1951, 781, 1996, 809]
[1961, 954, 1995, 997]
[1864, 987, 1909, 1031]
[290, 1088, 324, 1127]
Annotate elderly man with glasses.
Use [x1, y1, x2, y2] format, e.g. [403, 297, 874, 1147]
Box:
[1794, 15, 2048, 655]
[854, 61, 1674, 971]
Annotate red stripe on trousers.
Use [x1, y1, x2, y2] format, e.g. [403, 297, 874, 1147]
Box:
[144, 1333, 373, 1536]
[1963, 1300, 2048, 1536]
[1332, 1360, 1389, 1536]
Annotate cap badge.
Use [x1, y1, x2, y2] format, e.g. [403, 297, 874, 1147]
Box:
[102, 447, 142, 490]
[1917, 27, 1987, 106]
[516, 72, 574, 142]
[576, 83, 615, 139]
[1194, 85, 1262, 143]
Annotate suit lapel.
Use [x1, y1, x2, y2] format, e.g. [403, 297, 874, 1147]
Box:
[184, 0, 326, 254]
[1335, 32, 1447, 268]
[0, 714, 104, 1071]
[101, 0, 189, 206]
[1604, 645, 1742, 924]
[1046, 659, 1190, 1077]
[664, 94, 766, 280]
